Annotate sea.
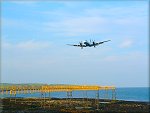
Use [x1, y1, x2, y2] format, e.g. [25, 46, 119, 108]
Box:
[1, 87, 149, 102]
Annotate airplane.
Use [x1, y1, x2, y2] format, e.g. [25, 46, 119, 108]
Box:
[67, 40, 111, 49]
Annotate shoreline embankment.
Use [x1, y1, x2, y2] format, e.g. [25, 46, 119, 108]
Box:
[0, 97, 149, 113]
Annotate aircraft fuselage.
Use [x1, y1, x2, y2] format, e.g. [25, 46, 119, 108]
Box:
[84, 41, 92, 47]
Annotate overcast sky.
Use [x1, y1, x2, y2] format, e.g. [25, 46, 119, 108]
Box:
[1, 1, 149, 87]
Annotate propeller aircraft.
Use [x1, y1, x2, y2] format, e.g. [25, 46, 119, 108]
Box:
[67, 40, 111, 49]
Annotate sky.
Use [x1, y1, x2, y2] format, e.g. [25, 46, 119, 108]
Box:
[1, 0, 149, 87]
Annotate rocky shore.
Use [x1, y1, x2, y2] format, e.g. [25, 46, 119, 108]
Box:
[0, 98, 149, 113]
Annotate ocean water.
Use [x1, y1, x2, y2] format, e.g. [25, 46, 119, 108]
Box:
[1, 87, 149, 102]
[116, 87, 149, 102]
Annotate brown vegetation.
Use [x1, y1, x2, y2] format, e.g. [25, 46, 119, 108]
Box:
[0, 98, 149, 113]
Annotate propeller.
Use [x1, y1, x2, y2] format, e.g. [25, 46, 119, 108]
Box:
[92, 40, 96, 47]
[79, 42, 83, 49]
[90, 39, 92, 43]
[79, 42, 83, 46]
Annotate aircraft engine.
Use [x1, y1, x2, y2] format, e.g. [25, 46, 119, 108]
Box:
[93, 41, 96, 47]
[79, 42, 83, 49]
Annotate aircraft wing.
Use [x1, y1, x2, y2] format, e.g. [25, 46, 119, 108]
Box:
[97, 40, 111, 45]
[67, 44, 81, 47]
[67, 44, 86, 47]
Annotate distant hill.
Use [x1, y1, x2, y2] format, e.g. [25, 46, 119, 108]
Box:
[0, 83, 79, 86]
[0, 83, 47, 86]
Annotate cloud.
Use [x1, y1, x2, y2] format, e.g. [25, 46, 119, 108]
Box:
[43, 16, 107, 36]
[85, 4, 147, 17]
[119, 39, 133, 48]
[2, 18, 41, 31]
[41, 3, 147, 37]
[9, 1, 37, 5]
[2, 2, 147, 38]
[103, 51, 148, 63]
[2, 40, 51, 50]
[16, 40, 50, 49]
[1, 41, 12, 49]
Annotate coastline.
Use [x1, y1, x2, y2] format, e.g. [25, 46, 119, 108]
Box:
[0, 97, 149, 113]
